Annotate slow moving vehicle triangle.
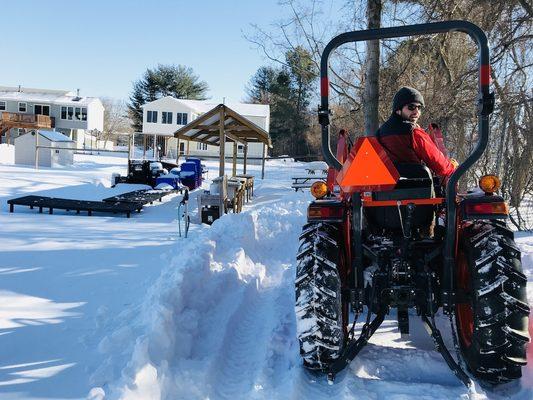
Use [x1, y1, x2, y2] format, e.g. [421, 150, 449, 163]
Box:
[336, 137, 399, 193]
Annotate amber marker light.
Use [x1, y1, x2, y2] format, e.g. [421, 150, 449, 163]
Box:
[479, 175, 501, 194]
[310, 181, 328, 199]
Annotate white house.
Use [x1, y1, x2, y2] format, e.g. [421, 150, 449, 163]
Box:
[141, 97, 270, 161]
[15, 130, 75, 167]
[0, 86, 104, 148]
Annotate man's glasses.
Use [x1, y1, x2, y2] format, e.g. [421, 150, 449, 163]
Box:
[406, 104, 423, 111]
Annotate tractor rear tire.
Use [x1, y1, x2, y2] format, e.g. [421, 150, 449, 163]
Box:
[456, 220, 530, 384]
[295, 222, 345, 370]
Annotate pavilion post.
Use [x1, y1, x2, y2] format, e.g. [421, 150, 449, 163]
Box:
[218, 105, 225, 177]
[243, 143, 248, 174]
[186, 139, 190, 156]
[153, 134, 157, 160]
[176, 136, 180, 164]
[232, 141, 237, 176]
[261, 144, 266, 179]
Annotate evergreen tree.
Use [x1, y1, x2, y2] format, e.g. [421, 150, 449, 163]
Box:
[245, 66, 277, 104]
[128, 64, 209, 132]
[246, 47, 317, 157]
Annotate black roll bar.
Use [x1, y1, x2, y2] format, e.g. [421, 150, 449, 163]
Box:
[319, 20, 494, 313]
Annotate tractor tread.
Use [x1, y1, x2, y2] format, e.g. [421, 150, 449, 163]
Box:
[456, 220, 530, 384]
[295, 222, 345, 371]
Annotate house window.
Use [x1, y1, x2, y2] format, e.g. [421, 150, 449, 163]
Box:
[61, 106, 74, 120]
[81, 107, 87, 121]
[196, 142, 208, 151]
[176, 112, 188, 125]
[238, 144, 244, 154]
[179, 142, 185, 155]
[0, 101, 5, 111]
[162, 111, 173, 124]
[75, 107, 81, 120]
[34, 104, 50, 116]
[18, 102, 27, 112]
[17, 128, 25, 135]
[147, 110, 158, 123]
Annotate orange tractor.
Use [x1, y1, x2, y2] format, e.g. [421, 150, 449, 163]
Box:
[295, 21, 529, 386]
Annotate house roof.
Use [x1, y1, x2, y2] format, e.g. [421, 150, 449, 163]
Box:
[37, 130, 73, 142]
[142, 97, 270, 118]
[0, 86, 102, 107]
[173, 104, 272, 147]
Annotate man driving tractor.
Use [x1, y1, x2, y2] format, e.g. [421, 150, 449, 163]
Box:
[376, 86, 458, 181]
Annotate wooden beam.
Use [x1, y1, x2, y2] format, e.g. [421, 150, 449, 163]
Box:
[186, 139, 190, 156]
[219, 105, 225, 177]
[224, 107, 272, 147]
[232, 141, 237, 176]
[194, 125, 253, 132]
[261, 144, 266, 179]
[224, 130, 246, 145]
[187, 130, 213, 140]
[243, 143, 248, 174]
[173, 105, 221, 138]
[176, 136, 180, 164]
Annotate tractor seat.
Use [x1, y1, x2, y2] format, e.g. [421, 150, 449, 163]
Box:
[365, 163, 435, 231]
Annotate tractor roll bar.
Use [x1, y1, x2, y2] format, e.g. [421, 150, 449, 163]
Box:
[319, 20, 493, 313]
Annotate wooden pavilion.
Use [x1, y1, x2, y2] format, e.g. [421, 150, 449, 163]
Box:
[173, 104, 272, 178]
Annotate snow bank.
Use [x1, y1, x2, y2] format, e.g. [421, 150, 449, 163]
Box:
[92, 193, 308, 399]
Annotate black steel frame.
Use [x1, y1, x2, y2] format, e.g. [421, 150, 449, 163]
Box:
[318, 20, 493, 313]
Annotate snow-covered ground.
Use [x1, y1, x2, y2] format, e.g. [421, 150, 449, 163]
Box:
[0, 144, 531, 400]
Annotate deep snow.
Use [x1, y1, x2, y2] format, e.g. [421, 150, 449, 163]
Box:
[0, 144, 531, 400]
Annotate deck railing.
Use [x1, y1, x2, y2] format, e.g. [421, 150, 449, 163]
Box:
[1, 112, 54, 128]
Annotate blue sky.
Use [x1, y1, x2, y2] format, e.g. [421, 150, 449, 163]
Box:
[2, 0, 289, 103]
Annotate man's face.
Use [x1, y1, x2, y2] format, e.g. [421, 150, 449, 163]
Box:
[397, 103, 422, 123]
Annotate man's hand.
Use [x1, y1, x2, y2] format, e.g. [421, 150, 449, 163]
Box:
[450, 158, 459, 168]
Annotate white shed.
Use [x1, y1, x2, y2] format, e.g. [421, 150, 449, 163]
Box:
[15, 130, 75, 167]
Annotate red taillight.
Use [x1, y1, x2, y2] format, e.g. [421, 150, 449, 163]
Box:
[308, 205, 343, 220]
[464, 202, 508, 215]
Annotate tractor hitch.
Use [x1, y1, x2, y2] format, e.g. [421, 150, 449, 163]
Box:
[327, 312, 386, 383]
[422, 314, 472, 387]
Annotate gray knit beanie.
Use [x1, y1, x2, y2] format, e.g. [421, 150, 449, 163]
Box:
[392, 87, 425, 112]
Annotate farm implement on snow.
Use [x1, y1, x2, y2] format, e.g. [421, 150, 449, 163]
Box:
[295, 20, 530, 387]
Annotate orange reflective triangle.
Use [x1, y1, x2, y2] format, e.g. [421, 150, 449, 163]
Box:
[336, 137, 399, 193]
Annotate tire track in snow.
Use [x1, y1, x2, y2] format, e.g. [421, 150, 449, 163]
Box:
[208, 280, 274, 399]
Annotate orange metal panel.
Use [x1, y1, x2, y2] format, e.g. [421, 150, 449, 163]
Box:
[362, 197, 445, 207]
[337, 137, 399, 193]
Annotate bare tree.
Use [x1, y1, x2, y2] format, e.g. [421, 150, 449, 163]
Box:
[101, 98, 133, 149]
[364, 0, 382, 135]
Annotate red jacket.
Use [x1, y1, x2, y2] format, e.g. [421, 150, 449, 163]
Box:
[376, 114, 455, 179]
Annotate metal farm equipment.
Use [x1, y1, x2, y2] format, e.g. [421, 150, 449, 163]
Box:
[295, 21, 530, 387]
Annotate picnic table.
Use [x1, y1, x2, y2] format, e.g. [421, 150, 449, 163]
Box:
[228, 177, 246, 213]
[291, 161, 329, 191]
[234, 174, 254, 202]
